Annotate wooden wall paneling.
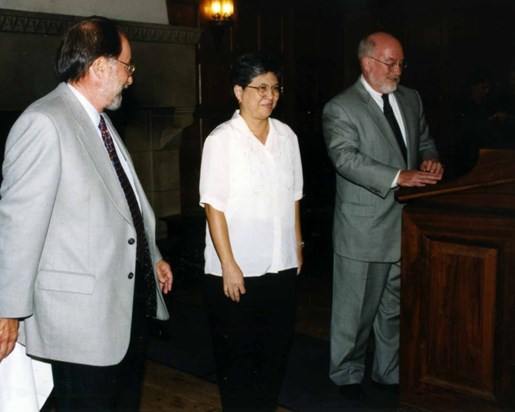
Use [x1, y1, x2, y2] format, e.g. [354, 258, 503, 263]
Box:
[317, 10, 346, 106]
[260, 12, 284, 56]
[290, 9, 321, 134]
[234, 10, 260, 52]
[199, 59, 233, 109]
[166, 0, 199, 26]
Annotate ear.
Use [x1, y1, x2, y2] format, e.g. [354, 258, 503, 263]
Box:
[233, 85, 243, 103]
[89, 56, 109, 81]
[360, 57, 371, 74]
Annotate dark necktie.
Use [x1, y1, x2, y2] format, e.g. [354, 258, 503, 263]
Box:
[99, 115, 157, 317]
[382, 93, 407, 163]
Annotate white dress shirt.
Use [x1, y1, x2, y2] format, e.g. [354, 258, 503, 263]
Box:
[200, 111, 303, 277]
[66, 83, 141, 208]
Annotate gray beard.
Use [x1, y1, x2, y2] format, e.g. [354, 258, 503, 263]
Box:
[106, 93, 123, 111]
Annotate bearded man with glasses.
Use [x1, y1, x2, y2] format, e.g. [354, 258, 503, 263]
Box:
[0, 16, 172, 410]
[322, 31, 444, 400]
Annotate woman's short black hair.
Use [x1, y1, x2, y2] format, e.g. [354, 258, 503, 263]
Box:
[55, 16, 122, 83]
[230, 51, 282, 87]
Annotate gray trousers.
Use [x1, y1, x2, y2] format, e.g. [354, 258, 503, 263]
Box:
[329, 253, 400, 386]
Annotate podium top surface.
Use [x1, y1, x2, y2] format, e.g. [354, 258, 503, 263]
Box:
[396, 149, 515, 214]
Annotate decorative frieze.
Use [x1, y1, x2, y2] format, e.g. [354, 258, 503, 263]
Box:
[0, 8, 201, 44]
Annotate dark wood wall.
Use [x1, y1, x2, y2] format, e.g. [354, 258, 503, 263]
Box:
[167, 0, 515, 215]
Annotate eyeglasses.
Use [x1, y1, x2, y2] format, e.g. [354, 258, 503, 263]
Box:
[246, 84, 283, 97]
[366, 55, 407, 71]
[113, 59, 136, 76]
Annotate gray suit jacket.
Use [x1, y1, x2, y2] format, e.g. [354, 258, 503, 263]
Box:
[323, 79, 439, 262]
[0, 83, 169, 366]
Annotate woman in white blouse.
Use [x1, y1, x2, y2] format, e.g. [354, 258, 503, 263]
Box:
[199, 51, 304, 411]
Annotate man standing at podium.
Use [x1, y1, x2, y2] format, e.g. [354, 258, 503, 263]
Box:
[323, 31, 444, 399]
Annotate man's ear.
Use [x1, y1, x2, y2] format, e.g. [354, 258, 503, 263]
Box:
[90, 56, 108, 80]
[233, 85, 243, 103]
[361, 57, 371, 75]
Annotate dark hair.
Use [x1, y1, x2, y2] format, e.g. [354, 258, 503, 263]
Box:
[230, 51, 282, 87]
[55, 16, 122, 82]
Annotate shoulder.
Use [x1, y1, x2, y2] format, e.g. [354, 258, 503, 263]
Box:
[22, 84, 76, 123]
[269, 117, 296, 138]
[395, 84, 421, 102]
[394, 85, 425, 115]
[204, 117, 236, 144]
[324, 81, 364, 111]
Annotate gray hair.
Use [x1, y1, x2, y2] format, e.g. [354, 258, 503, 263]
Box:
[357, 35, 376, 60]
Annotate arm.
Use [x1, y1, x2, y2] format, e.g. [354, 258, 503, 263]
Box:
[398, 91, 444, 187]
[0, 112, 61, 319]
[205, 204, 246, 302]
[295, 200, 303, 275]
[323, 98, 400, 198]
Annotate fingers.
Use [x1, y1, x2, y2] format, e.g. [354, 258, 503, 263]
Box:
[224, 283, 246, 302]
[221, 262, 245, 302]
[420, 159, 444, 176]
[156, 260, 173, 294]
[398, 169, 443, 187]
[159, 276, 172, 294]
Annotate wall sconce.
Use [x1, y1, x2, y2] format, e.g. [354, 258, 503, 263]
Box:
[207, 0, 234, 51]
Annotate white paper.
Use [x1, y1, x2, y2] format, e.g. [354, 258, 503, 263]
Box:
[0, 343, 53, 411]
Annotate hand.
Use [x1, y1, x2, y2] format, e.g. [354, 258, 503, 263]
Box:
[398, 170, 443, 187]
[489, 111, 507, 122]
[156, 259, 173, 294]
[296, 242, 304, 275]
[0, 318, 19, 362]
[419, 158, 444, 177]
[221, 260, 246, 302]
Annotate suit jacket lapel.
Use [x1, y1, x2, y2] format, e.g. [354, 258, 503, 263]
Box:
[59, 84, 133, 226]
[355, 81, 406, 164]
[393, 88, 415, 167]
[103, 115, 154, 233]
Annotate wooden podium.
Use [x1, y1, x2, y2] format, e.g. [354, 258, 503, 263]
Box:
[397, 149, 515, 410]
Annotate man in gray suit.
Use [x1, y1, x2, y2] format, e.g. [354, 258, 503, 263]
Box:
[0, 17, 173, 409]
[323, 32, 444, 399]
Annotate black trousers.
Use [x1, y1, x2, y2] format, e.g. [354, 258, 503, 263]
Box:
[49, 264, 149, 411]
[203, 269, 298, 412]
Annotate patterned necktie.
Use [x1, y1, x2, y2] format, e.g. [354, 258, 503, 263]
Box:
[382, 93, 407, 163]
[98, 115, 157, 317]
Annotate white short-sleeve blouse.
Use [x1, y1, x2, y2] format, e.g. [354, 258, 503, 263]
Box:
[199, 110, 304, 277]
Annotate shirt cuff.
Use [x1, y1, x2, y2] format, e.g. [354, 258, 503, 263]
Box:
[391, 170, 401, 188]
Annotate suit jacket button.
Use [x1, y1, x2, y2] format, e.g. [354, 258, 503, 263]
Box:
[128, 238, 135, 245]
[128, 272, 134, 279]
